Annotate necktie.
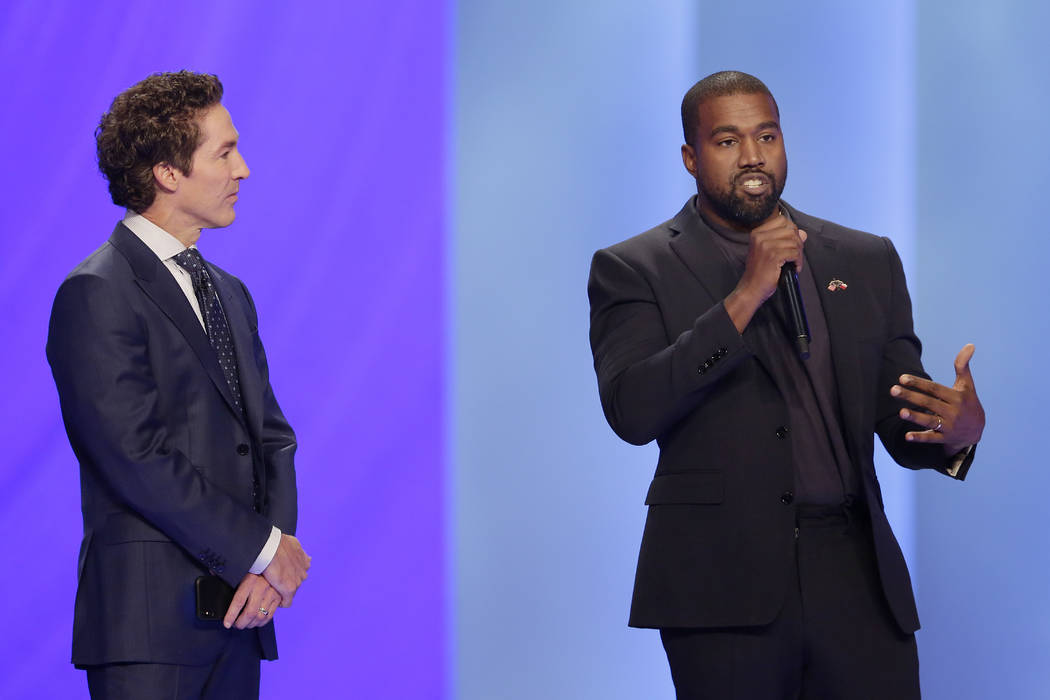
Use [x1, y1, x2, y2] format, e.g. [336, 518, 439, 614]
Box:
[172, 248, 244, 415]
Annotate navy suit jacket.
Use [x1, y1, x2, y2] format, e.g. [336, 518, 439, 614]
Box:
[588, 198, 973, 634]
[47, 222, 297, 666]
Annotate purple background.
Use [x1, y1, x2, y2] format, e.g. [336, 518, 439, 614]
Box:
[0, 1, 444, 697]
[4, 1, 1050, 698]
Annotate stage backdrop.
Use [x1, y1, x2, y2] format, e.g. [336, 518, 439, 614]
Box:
[0, 1, 444, 698]
[2, 1, 1048, 698]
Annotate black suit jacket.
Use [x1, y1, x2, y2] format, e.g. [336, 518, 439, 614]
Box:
[588, 198, 973, 633]
[47, 223, 297, 666]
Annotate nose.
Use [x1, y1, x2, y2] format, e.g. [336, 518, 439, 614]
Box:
[234, 151, 250, 180]
[737, 138, 765, 169]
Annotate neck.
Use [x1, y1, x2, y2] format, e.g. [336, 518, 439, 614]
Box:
[140, 207, 202, 248]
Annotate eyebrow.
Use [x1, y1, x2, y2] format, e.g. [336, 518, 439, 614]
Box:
[213, 138, 238, 154]
[709, 121, 781, 138]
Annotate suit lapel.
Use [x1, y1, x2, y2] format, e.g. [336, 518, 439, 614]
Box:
[668, 198, 785, 378]
[210, 266, 264, 436]
[109, 223, 244, 423]
[667, 197, 740, 308]
[789, 207, 866, 461]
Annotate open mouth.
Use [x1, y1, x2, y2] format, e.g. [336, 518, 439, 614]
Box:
[737, 173, 770, 196]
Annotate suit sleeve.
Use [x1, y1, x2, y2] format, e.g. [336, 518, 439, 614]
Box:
[47, 273, 273, 585]
[588, 247, 749, 445]
[873, 237, 974, 480]
[238, 279, 298, 534]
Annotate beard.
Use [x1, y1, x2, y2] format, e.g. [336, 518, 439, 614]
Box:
[700, 166, 787, 229]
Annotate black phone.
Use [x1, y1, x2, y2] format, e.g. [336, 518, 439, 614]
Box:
[195, 575, 235, 621]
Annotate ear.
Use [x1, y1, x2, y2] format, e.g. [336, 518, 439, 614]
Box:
[152, 162, 180, 194]
[681, 143, 698, 178]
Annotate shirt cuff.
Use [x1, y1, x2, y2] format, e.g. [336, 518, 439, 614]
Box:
[249, 526, 282, 574]
[945, 444, 974, 478]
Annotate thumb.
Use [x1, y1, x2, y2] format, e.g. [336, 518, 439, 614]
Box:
[953, 343, 976, 385]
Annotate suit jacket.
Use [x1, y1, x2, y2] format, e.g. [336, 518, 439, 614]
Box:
[588, 198, 973, 634]
[47, 222, 298, 666]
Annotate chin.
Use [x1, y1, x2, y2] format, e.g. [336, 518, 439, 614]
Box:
[211, 211, 238, 229]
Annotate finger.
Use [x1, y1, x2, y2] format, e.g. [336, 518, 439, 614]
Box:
[954, 343, 976, 385]
[890, 383, 951, 413]
[798, 229, 807, 243]
[899, 407, 943, 432]
[250, 598, 277, 629]
[224, 585, 250, 629]
[259, 593, 280, 627]
[235, 588, 266, 630]
[894, 375, 955, 404]
[905, 428, 945, 444]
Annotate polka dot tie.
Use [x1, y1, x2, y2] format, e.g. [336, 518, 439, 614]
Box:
[172, 248, 244, 415]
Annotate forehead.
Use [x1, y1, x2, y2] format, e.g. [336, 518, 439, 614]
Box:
[696, 93, 779, 133]
[194, 104, 238, 148]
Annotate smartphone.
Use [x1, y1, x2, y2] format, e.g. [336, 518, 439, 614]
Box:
[195, 575, 235, 621]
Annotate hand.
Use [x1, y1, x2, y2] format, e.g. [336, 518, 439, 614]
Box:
[223, 573, 282, 630]
[890, 343, 986, 455]
[262, 533, 311, 607]
[725, 213, 807, 332]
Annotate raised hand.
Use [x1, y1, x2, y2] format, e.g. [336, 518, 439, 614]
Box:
[725, 212, 807, 333]
[891, 343, 986, 455]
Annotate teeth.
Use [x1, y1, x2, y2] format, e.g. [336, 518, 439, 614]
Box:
[743, 180, 763, 188]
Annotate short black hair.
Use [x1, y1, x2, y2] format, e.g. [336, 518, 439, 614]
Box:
[681, 71, 778, 145]
[96, 71, 224, 212]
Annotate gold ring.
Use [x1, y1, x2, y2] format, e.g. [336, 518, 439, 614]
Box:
[259, 607, 269, 616]
[933, 417, 943, 432]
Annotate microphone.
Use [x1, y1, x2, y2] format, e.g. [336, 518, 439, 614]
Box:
[780, 262, 810, 359]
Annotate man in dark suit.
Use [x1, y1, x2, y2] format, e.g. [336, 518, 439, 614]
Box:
[47, 71, 311, 698]
[588, 71, 985, 698]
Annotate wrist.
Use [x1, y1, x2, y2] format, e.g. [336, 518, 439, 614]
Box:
[725, 287, 762, 333]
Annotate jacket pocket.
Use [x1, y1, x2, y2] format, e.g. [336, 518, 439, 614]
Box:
[645, 471, 724, 505]
[96, 511, 173, 544]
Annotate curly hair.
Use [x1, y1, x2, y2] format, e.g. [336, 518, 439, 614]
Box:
[681, 71, 778, 146]
[96, 71, 224, 213]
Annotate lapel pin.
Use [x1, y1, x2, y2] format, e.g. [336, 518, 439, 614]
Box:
[827, 279, 848, 292]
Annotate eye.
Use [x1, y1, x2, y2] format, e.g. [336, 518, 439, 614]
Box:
[716, 138, 737, 147]
[758, 133, 777, 143]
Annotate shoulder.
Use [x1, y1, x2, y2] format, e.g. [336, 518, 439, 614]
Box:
[593, 199, 695, 271]
[601, 218, 675, 263]
[789, 203, 902, 266]
[53, 240, 134, 311]
[787, 203, 896, 257]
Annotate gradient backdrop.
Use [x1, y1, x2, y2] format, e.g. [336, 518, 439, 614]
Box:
[1, 1, 1045, 698]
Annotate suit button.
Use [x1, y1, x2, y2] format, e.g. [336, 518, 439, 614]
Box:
[775, 426, 789, 439]
[718, 347, 728, 357]
[780, 491, 794, 505]
[237, 444, 250, 456]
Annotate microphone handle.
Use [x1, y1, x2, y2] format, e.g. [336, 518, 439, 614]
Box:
[780, 262, 811, 360]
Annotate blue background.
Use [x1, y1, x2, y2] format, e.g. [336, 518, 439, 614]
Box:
[2, 0, 1045, 697]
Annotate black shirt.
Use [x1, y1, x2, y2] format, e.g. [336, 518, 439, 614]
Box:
[697, 203, 857, 504]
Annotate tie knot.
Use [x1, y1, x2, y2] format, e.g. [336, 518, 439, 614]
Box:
[172, 247, 207, 273]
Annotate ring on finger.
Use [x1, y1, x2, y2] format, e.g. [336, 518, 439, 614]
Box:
[259, 607, 269, 616]
[933, 416, 943, 432]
